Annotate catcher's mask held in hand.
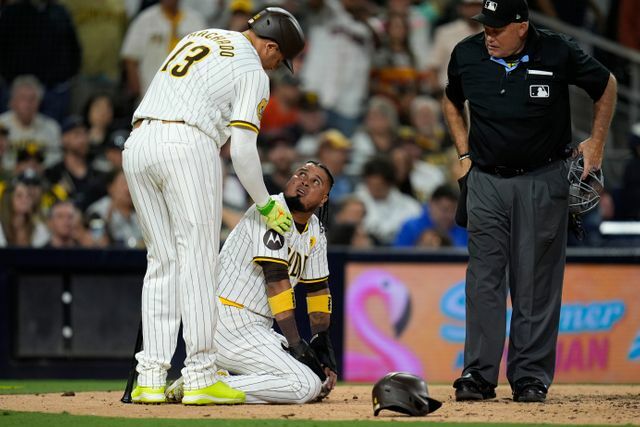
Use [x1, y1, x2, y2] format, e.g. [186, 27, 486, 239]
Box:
[372, 372, 442, 417]
[567, 155, 604, 215]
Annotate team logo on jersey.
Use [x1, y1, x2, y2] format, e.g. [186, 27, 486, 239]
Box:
[257, 98, 268, 121]
[263, 229, 285, 250]
[530, 85, 550, 98]
[310, 236, 317, 249]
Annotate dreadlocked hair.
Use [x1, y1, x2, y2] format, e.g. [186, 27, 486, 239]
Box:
[305, 160, 334, 230]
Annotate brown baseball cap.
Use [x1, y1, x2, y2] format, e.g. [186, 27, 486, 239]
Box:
[472, 0, 529, 28]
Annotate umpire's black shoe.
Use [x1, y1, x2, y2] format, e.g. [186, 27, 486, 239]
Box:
[512, 377, 547, 403]
[453, 372, 496, 401]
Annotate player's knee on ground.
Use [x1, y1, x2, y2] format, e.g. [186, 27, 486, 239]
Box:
[285, 365, 323, 404]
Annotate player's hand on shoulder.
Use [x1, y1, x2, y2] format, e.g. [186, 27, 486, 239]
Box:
[257, 197, 293, 234]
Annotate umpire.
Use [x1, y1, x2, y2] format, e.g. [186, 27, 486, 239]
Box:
[443, 0, 616, 403]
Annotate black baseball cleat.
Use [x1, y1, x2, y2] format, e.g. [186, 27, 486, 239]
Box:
[512, 377, 547, 403]
[453, 372, 496, 401]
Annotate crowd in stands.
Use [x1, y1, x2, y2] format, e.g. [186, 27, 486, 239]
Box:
[0, 0, 638, 249]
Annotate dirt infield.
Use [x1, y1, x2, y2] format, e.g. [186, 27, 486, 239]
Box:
[0, 384, 639, 424]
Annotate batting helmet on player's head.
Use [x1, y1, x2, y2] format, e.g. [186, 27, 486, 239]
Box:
[567, 155, 604, 215]
[372, 372, 442, 417]
[248, 7, 305, 73]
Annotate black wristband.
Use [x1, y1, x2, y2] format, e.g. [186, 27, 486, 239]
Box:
[458, 152, 471, 161]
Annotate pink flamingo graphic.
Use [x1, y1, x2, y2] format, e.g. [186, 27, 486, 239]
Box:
[345, 269, 424, 381]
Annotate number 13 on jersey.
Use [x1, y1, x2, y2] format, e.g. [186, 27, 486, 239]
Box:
[161, 41, 211, 78]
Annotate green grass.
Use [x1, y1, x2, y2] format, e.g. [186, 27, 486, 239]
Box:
[0, 412, 617, 427]
[0, 379, 125, 395]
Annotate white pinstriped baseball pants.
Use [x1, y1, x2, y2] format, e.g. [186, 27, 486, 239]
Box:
[123, 120, 222, 390]
[214, 303, 323, 403]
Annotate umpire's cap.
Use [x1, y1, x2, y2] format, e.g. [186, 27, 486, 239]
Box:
[372, 372, 442, 417]
[472, 0, 529, 28]
[248, 7, 305, 73]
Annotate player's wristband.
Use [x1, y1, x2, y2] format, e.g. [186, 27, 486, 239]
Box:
[268, 288, 295, 315]
[458, 152, 471, 161]
[257, 197, 275, 215]
[307, 294, 332, 314]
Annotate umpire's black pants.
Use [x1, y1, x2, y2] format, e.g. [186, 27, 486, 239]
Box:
[462, 160, 569, 389]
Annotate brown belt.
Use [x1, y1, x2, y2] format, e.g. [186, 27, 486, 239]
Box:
[133, 119, 185, 129]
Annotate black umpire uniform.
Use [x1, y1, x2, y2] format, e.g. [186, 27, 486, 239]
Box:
[445, 0, 612, 401]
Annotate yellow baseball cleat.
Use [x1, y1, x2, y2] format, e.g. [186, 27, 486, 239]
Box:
[182, 381, 245, 405]
[131, 385, 166, 404]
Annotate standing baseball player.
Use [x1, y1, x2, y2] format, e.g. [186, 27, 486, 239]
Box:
[166, 161, 339, 404]
[123, 8, 305, 404]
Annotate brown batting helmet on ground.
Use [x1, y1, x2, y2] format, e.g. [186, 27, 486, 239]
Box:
[372, 372, 442, 416]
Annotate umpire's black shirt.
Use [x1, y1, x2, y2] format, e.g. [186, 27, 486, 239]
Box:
[446, 25, 610, 169]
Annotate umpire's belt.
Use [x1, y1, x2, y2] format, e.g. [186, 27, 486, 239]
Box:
[477, 158, 559, 178]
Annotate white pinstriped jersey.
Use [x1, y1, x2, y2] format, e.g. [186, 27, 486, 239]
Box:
[133, 29, 270, 147]
[217, 193, 330, 318]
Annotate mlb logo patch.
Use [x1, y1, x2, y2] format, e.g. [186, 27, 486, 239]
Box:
[530, 85, 550, 98]
[485, 0, 498, 11]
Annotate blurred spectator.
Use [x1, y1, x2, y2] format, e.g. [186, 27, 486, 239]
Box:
[0, 124, 10, 181]
[14, 143, 45, 178]
[291, 92, 328, 158]
[416, 228, 453, 248]
[83, 93, 117, 151]
[385, 0, 433, 72]
[226, 0, 253, 31]
[409, 96, 448, 167]
[617, 0, 640, 51]
[45, 116, 107, 211]
[316, 129, 354, 202]
[86, 169, 143, 248]
[425, 0, 483, 94]
[43, 200, 79, 248]
[0, 76, 62, 169]
[0, 180, 49, 247]
[328, 195, 373, 247]
[327, 222, 373, 247]
[371, 12, 420, 106]
[301, 0, 376, 136]
[261, 76, 301, 134]
[618, 122, 640, 219]
[263, 134, 296, 195]
[121, 0, 206, 100]
[125, 0, 161, 18]
[349, 96, 399, 174]
[0, 0, 81, 122]
[333, 195, 367, 225]
[93, 129, 128, 173]
[59, 0, 128, 112]
[390, 141, 445, 202]
[14, 168, 50, 220]
[355, 155, 421, 245]
[394, 184, 468, 247]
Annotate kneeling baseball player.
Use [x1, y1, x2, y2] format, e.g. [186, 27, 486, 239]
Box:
[166, 161, 338, 403]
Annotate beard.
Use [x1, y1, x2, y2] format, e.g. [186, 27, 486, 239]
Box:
[284, 194, 313, 214]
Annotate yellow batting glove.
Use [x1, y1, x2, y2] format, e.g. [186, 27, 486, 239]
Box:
[256, 197, 293, 234]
